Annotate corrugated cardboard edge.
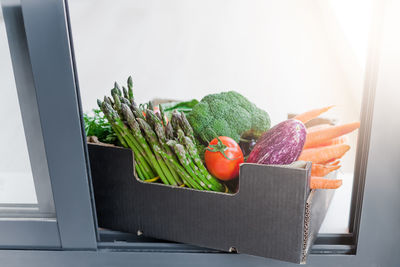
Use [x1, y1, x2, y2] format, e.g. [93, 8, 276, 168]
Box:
[301, 191, 313, 264]
[300, 188, 335, 264]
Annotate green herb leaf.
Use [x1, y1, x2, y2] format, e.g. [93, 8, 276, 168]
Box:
[83, 109, 119, 145]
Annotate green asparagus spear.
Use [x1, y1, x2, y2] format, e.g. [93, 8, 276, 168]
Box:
[120, 96, 131, 106]
[99, 108, 152, 180]
[112, 91, 122, 113]
[145, 109, 161, 129]
[103, 96, 113, 106]
[175, 132, 222, 191]
[131, 104, 146, 121]
[102, 102, 155, 178]
[153, 121, 166, 142]
[171, 110, 183, 135]
[130, 99, 137, 108]
[136, 118, 177, 186]
[159, 105, 167, 125]
[180, 111, 195, 141]
[185, 154, 217, 190]
[122, 86, 128, 99]
[148, 101, 154, 111]
[171, 143, 209, 190]
[176, 130, 223, 191]
[127, 76, 134, 102]
[158, 105, 174, 139]
[135, 161, 147, 180]
[182, 135, 224, 191]
[156, 112, 163, 121]
[153, 123, 183, 185]
[96, 99, 104, 110]
[154, 146, 202, 190]
[107, 130, 154, 180]
[113, 82, 122, 96]
[120, 104, 155, 164]
[165, 122, 174, 140]
[167, 139, 218, 190]
[111, 124, 128, 148]
[123, 110, 159, 166]
[97, 99, 128, 148]
[176, 129, 186, 144]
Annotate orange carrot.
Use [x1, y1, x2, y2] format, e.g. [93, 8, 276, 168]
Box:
[294, 106, 334, 124]
[320, 136, 348, 146]
[310, 177, 342, 189]
[298, 144, 350, 164]
[304, 122, 360, 148]
[324, 159, 341, 166]
[311, 164, 341, 177]
[307, 124, 332, 133]
[307, 136, 348, 148]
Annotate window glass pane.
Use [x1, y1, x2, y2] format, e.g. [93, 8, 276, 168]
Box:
[69, 0, 372, 234]
[0, 7, 55, 217]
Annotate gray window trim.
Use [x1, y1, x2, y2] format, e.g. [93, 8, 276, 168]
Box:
[0, 220, 60, 249]
[1, 0, 98, 250]
[0, 0, 60, 248]
[19, 0, 98, 249]
[1, 0, 55, 215]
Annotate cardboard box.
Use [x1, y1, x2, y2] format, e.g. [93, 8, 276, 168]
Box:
[88, 143, 334, 264]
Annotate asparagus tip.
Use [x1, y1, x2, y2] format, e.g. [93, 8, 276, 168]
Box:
[128, 76, 133, 87]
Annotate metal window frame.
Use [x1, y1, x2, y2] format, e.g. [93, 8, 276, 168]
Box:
[19, 0, 98, 249]
[0, 0, 60, 248]
[1, 0, 55, 216]
[0, 0, 97, 250]
[2, 0, 400, 266]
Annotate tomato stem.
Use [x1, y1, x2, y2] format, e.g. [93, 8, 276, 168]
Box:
[206, 137, 240, 161]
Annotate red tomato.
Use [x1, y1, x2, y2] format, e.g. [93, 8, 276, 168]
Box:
[205, 136, 244, 181]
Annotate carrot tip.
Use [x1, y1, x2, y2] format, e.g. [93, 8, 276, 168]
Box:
[294, 105, 336, 124]
[310, 177, 342, 189]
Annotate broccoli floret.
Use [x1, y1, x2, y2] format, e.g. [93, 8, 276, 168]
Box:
[187, 91, 271, 144]
[188, 102, 212, 134]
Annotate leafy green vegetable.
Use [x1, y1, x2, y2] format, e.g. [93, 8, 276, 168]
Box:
[160, 99, 199, 119]
[83, 109, 119, 145]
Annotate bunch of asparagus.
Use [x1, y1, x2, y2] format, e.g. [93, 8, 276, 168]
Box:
[97, 76, 224, 192]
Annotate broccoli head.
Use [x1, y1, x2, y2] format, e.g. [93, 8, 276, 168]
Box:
[187, 91, 271, 144]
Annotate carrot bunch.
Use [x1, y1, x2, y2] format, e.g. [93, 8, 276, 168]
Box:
[293, 106, 360, 190]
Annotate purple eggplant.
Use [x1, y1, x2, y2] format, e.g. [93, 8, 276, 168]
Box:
[247, 119, 306, 165]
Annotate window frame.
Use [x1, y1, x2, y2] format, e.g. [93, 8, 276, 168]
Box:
[3, 0, 398, 266]
[0, 0, 97, 250]
[23, 0, 380, 252]
[19, 0, 98, 249]
[0, 0, 60, 248]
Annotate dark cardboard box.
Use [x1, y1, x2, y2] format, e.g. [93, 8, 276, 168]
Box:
[88, 143, 334, 264]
